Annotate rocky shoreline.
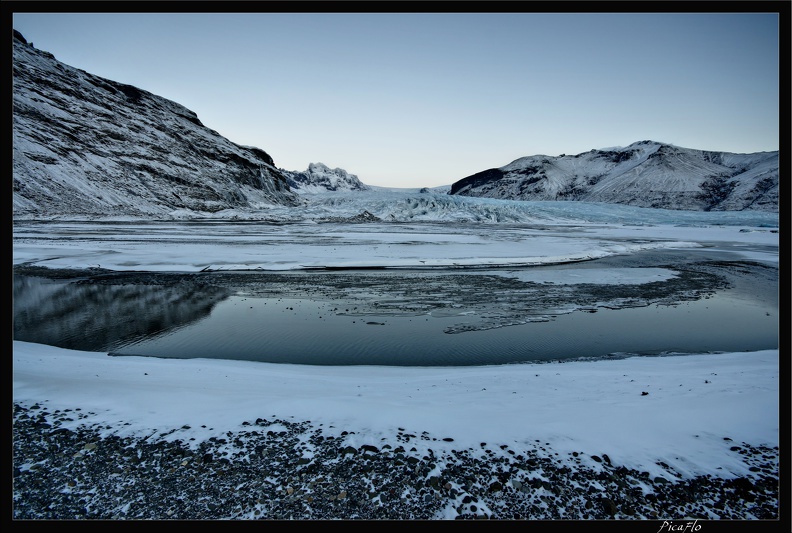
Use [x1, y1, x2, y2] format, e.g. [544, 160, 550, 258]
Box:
[13, 403, 779, 521]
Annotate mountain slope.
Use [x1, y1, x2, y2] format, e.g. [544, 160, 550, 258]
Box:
[449, 140, 778, 212]
[12, 30, 301, 219]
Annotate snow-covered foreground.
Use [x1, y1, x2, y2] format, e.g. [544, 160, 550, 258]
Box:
[13, 341, 778, 483]
[12, 194, 781, 519]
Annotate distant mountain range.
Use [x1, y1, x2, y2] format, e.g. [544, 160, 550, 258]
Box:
[12, 30, 778, 219]
[449, 141, 778, 212]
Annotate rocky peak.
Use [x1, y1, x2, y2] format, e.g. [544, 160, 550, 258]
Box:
[282, 162, 370, 192]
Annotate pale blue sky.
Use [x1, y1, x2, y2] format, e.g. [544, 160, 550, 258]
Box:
[12, 12, 780, 188]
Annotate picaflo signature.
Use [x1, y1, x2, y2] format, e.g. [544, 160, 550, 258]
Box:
[657, 520, 702, 533]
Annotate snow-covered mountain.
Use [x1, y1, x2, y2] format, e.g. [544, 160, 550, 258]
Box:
[12, 29, 779, 221]
[281, 162, 370, 193]
[450, 141, 778, 212]
[12, 30, 301, 219]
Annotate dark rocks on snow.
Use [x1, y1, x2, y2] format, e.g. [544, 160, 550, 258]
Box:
[13, 403, 779, 520]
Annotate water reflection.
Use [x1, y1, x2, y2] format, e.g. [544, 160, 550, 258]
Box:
[12, 265, 778, 366]
[13, 275, 230, 351]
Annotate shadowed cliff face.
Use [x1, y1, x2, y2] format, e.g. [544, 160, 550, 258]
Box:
[12, 30, 302, 219]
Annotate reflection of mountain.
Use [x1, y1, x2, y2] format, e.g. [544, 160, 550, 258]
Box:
[13, 275, 231, 351]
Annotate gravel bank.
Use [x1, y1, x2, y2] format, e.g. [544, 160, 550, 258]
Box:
[13, 403, 779, 521]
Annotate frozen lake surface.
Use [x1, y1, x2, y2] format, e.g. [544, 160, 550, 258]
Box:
[13, 215, 779, 366]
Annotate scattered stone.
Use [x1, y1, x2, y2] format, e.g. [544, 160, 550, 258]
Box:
[11, 403, 779, 520]
[601, 497, 617, 516]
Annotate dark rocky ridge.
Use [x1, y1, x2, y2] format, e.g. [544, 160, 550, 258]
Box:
[13, 30, 301, 219]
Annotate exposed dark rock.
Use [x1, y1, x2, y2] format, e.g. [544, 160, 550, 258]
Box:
[319, 210, 382, 223]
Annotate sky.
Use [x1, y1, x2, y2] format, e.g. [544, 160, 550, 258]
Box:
[12, 200, 781, 513]
[10, 10, 781, 188]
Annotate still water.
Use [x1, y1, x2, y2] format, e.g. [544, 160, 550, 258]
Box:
[13, 266, 778, 366]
